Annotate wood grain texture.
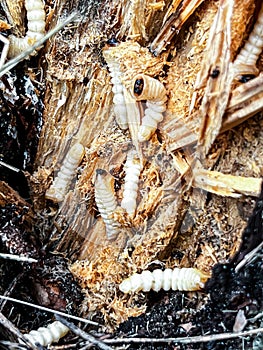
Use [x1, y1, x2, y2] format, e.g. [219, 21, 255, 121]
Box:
[23, 0, 263, 329]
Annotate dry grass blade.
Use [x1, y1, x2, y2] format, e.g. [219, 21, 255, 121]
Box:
[0, 11, 77, 77]
[150, 0, 205, 55]
[0, 253, 38, 263]
[235, 241, 263, 273]
[55, 315, 114, 350]
[0, 295, 101, 327]
[196, 0, 233, 159]
[0, 312, 36, 349]
[161, 0, 184, 24]
[102, 327, 263, 345]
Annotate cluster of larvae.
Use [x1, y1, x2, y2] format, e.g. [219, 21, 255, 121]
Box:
[103, 44, 167, 142]
[94, 149, 142, 240]
[45, 144, 142, 240]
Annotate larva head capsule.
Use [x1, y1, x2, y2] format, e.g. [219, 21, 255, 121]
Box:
[96, 168, 108, 177]
[131, 74, 167, 102]
[107, 37, 119, 46]
[95, 169, 115, 196]
[102, 39, 119, 61]
[134, 78, 144, 95]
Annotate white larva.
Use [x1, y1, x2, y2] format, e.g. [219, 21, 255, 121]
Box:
[22, 321, 69, 346]
[8, 0, 46, 58]
[103, 45, 128, 130]
[130, 74, 167, 142]
[45, 143, 85, 203]
[119, 267, 209, 293]
[121, 149, 142, 217]
[232, 3, 263, 78]
[94, 169, 121, 240]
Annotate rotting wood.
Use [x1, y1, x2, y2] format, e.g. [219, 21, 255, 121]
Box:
[196, 0, 233, 159]
[1, 0, 263, 332]
[35, 0, 263, 328]
[150, 0, 206, 56]
[162, 74, 263, 152]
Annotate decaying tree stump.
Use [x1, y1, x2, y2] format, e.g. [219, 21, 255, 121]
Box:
[1, 0, 263, 335]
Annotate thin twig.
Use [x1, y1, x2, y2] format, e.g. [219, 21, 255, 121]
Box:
[0, 295, 101, 327]
[102, 327, 263, 345]
[0, 341, 28, 349]
[0, 160, 20, 173]
[0, 272, 24, 312]
[55, 315, 113, 350]
[0, 12, 78, 77]
[0, 312, 37, 349]
[235, 242, 263, 273]
[0, 253, 38, 263]
[248, 312, 263, 323]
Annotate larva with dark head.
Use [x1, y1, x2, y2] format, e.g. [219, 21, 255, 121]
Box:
[121, 149, 142, 217]
[232, 2, 263, 80]
[46, 143, 85, 203]
[119, 267, 209, 293]
[103, 42, 128, 130]
[21, 321, 69, 347]
[8, 0, 46, 58]
[94, 169, 120, 240]
[130, 74, 167, 142]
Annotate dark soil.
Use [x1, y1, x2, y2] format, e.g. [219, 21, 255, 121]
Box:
[116, 259, 263, 350]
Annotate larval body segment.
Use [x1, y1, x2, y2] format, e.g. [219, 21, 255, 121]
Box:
[103, 47, 128, 130]
[131, 74, 167, 142]
[45, 143, 85, 203]
[119, 268, 209, 293]
[233, 3, 263, 77]
[22, 321, 69, 346]
[94, 169, 121, 240]
[8, 0, 46, 57]
[121, 150, 142, 217]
